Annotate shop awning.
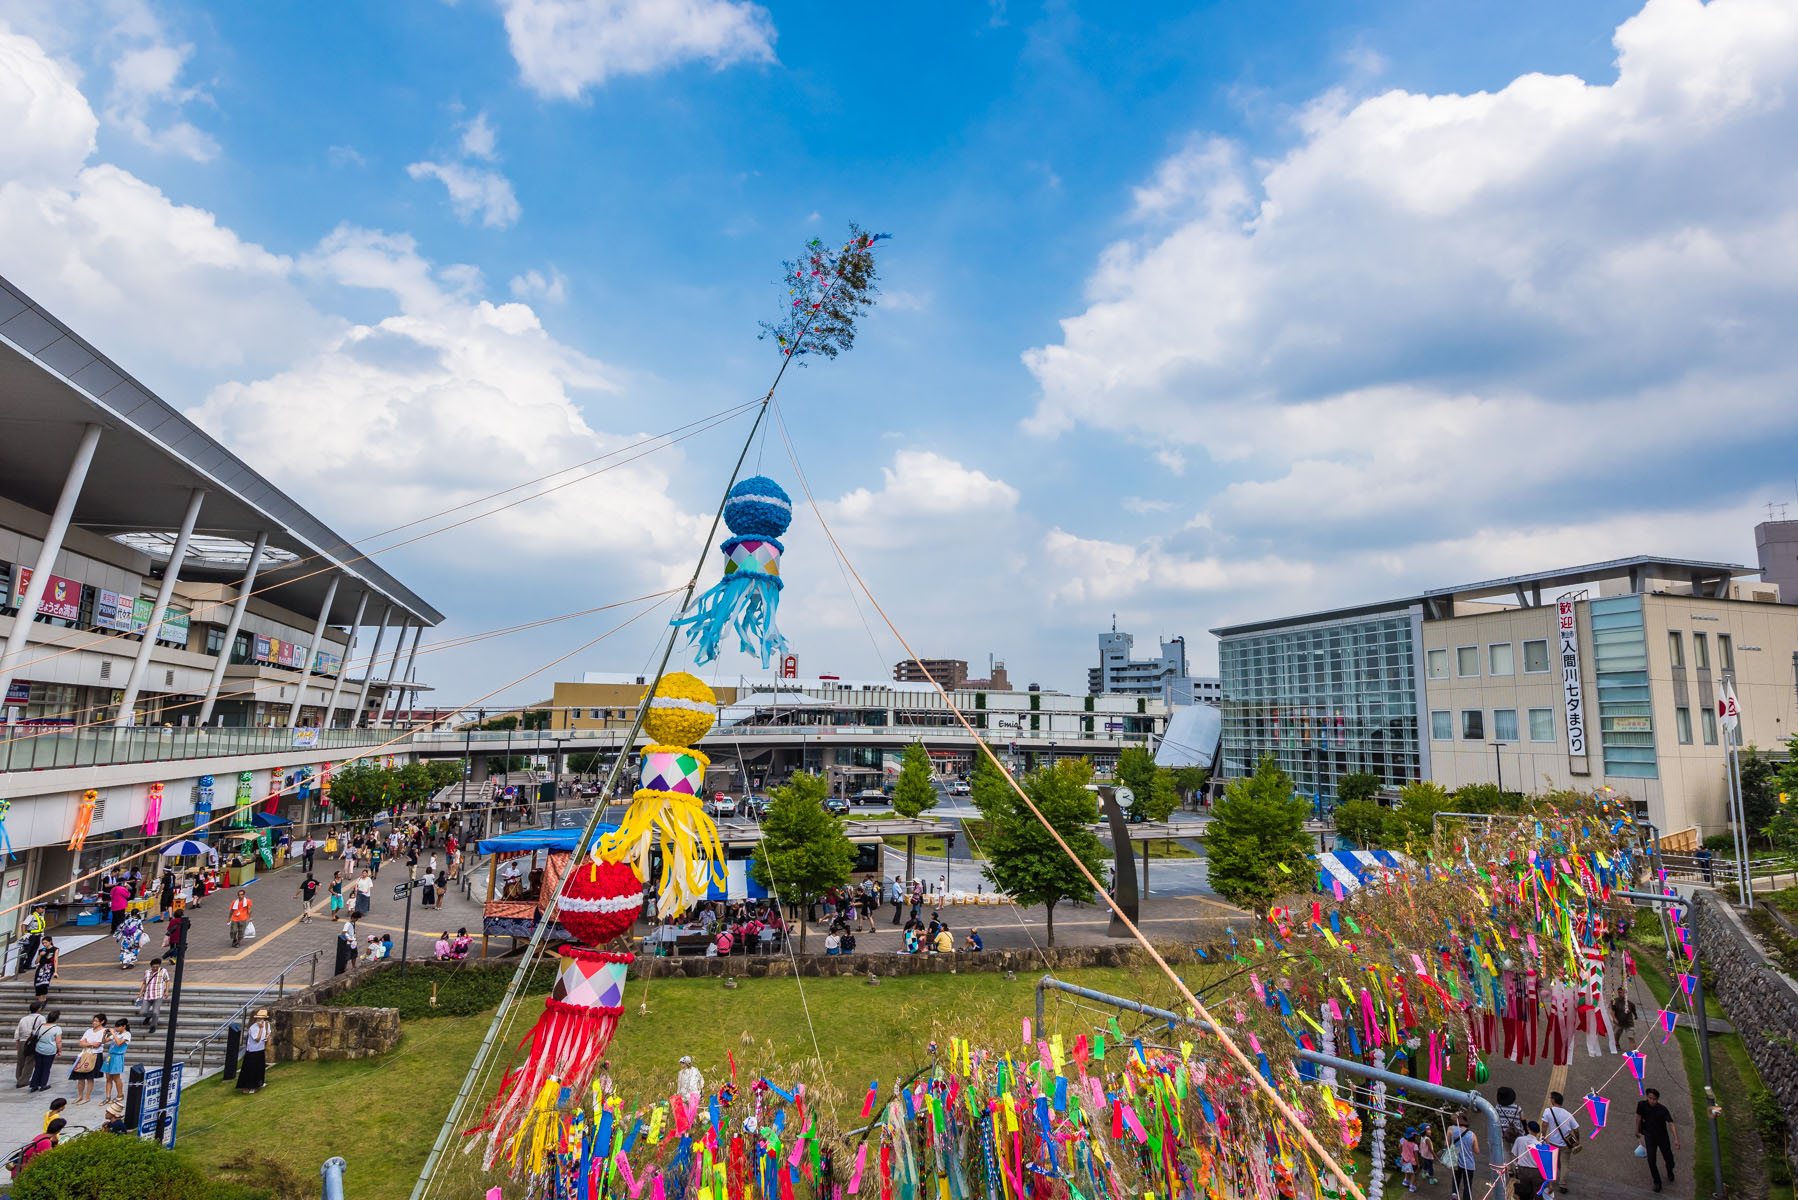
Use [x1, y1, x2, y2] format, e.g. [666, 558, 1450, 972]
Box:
[251, 812, 292, 828]
[476, 825, 615, 856]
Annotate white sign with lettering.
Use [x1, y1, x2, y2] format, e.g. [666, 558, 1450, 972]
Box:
[1558, 594, 1590, 774]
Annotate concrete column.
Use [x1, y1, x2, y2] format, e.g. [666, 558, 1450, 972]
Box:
[393, 622, 423, 727]
[115, 487, 205, 727]
[352, 602, 393, 726]
[285, 573, 340, 728]
[0, 423, 101, 707]
[321, 589, 368, 728]
[380, 621, 420, 727]
[196, 531, 268, 727]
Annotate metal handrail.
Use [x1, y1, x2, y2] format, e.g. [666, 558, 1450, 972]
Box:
[183, 948, 324, 1072]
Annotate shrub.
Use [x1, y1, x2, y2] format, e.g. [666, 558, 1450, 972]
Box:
[324, 960, 556, 1020]
[1335, 772, 1380, 806]
[1703, 833, 1737, 854]
[11, 1132, 218, 1200]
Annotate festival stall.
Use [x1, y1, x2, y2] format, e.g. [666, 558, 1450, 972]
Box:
[477, 826, 618, 954]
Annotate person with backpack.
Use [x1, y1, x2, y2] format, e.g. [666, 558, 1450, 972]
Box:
[12, 1001, 45, 1090]
[1494, 1086, 1527, 1147]
[1445, 1113, 1480, 1200]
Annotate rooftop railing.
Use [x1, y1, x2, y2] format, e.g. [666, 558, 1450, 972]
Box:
[0, 724, 412, 773]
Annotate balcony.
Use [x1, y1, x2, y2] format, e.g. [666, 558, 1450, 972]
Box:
[0, 725, 411, 772]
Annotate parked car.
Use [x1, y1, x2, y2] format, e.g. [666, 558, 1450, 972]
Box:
[705, 793, 738, 818]
[740, 795, 769, 820]
[825, 795, 851, 816]
[948, 781, 971, 796]
[853, 788, 887, 805]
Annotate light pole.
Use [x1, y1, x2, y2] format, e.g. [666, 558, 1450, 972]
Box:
[1491, 741, 1504, 793]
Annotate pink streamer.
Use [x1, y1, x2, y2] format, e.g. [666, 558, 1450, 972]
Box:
[848, 1144, 868, 1193]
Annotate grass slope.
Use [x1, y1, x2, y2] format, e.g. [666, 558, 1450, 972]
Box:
[176, 962, 1208, 1200]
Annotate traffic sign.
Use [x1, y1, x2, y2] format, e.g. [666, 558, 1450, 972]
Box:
[138, 1062, 183, 1147]
[393, 883, 409, 901]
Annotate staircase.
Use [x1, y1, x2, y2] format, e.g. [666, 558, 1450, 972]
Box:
[0, 952, 322, 1074]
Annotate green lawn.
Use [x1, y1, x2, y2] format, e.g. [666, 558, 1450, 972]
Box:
[1134, 839, 1199, 859]
[175, 962, 1211, 1200]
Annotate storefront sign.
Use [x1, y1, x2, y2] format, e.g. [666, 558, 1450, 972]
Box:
[254, 635, 273, 663]
[11, 568, 82, 621]
[293, 728, 319, 748]
[94, 588, 136, 632]
[1557, 593, 1589, 774]
[3, 681, 27, 706]
[119, 597, 190, 644]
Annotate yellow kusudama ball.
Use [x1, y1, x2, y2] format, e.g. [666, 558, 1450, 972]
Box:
[642, 672, 717, 747]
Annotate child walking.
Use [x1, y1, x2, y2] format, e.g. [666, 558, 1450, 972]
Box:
[1399, 1128, 1420, 1191]
[1418, 1126, 1438, 1184]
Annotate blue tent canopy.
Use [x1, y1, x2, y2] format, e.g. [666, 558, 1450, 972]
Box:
[477, 825, 616, 856]
[251, 812, 291, 828]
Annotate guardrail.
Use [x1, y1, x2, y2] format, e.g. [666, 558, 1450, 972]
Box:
[184, 949, 324, 1074]
[0, 725, 419, 772]
[410, 727, 1157, 747]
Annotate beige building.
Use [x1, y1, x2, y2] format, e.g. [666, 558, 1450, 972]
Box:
[1421, 560, 1792, 839]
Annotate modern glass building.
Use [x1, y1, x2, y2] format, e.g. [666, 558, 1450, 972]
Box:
[1215, 603, 1426, 802]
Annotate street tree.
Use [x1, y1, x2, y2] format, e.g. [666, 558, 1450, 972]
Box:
[1335, 772, 1379, 806]
[891, 741, 939, 879]
[1115, 746, 1158, 815]
[749, 772, 853, 953]
[1204, 755, 1311, 915]
[975, 757, 1107, 946]
[1169, 766, 1210, 803]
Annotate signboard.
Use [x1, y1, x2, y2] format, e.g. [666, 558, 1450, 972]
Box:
[393, 882, 410, 901]
[11, 567, 82, 621]
[94, 588, 136, 632]
[4, 680, 27, 706]
[781, 655, 798, 679]
[254, 634, 272, 663]
[1610, 716, 1651, 733]
[292, 728, 319, 749]
[1557, 594, 1590, 774]
[137, 1061, 184, 1146]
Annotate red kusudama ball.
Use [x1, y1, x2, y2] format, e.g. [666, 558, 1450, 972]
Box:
[557, 857, 644, 946]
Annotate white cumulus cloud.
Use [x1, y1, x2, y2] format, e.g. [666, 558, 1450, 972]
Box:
[498, 0, 776, 100]
[406, 160, 522, 229]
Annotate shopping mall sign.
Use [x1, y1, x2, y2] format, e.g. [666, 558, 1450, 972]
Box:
[1557, 592, 1590, 776]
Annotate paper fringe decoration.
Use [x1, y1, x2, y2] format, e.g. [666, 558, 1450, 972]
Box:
[469, 946, 632, 1171]
[673, 477, 792, 668]
[143, 781, 164, 837]
[193, 775, 214, 843]
[69, 789, 97, 852]
[0, 798, 11, 862]
[599, 673, 725, 917]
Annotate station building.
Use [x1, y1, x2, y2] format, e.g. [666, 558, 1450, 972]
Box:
[0, 273, 440, 945]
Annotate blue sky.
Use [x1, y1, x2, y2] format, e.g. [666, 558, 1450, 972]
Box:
[3, 0, 1795, 707]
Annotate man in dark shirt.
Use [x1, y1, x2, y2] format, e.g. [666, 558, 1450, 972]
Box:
[1636, 1088, 1678, 1191]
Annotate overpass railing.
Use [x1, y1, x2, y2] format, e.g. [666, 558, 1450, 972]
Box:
[0, 724, 416, 773]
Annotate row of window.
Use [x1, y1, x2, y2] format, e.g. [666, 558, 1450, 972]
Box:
[1667, 630, 1734, 673]
[1430, 707, 1557, 743]
[1425, 639, 1551, 680]
[1672, 704, 1721, 746]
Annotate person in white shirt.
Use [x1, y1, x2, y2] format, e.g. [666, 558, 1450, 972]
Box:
[1511, 1121, 1545, 1199]
[675, 1055, 704, 1101]
[1539, 1093, 1577, 1194]
[355, 870, 374, 915]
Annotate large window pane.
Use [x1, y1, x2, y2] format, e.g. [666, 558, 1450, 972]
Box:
[1426, 648, 1448, 680]
[1489, 643, 1514, 676]
[1431, 710, 1452, 741]
[1461, 709, 1484, 740]
[1675, 706, 1693, 744]
[1494, 709, 1518, 740]
[1693, 632, 1709, 670]
[1528, 708, 1554, 741]
[1456, 647, 1479, 677]
[1523, 639, 1550, 673]
[1701, 708, 1718, 745]
[1668, 631, 1684, 668]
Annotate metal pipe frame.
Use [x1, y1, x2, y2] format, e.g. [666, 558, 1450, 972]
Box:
[196, 530, 268, 727]
[321, 588, 368, 729]
[352, 603, 393, 726]
[1034, 976, 1506, 1170]
[286, 573, 340, 728]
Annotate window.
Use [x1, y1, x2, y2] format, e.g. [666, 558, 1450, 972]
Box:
[1528, 708, 1555, 742]
[1701, 708, 1719, 745]
[1494, 709, 1518, 741]
[1693, 632, 1709, 670]
[1718, 634, 1734, 673]
[1456, 646, 1479, 677]
[1668, 631, 1684, 669]
[1523, 639, 1550, 673]
[1489, 643, 1514, 676]
[1675, 706, 1693, 744]
[1427, 648, 1449, 680]
[1430, 710, 1452, 741]
[1461, 709, 1484, 740]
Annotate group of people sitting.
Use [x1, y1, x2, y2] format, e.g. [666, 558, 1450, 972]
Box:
[433, 928, 473, 960]
[899, 912, 983, 954]
[696, 902, 787, 956]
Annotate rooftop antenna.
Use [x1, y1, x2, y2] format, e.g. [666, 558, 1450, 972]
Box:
[1111, 613, 1117, 633]
[1770, 501, 1791, 522]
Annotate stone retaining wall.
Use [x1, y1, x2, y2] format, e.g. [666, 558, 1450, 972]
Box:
[270, 964, 403, 1062]
[630, 941, 1168, 979]
[1693, 892, 1798, 1179]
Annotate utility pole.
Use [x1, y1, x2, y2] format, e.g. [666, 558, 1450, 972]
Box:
[155, 916, 190, 1144]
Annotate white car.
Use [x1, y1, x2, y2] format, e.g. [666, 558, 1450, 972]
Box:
[948, 781, 971, 796]
[705, 793, 738, 818]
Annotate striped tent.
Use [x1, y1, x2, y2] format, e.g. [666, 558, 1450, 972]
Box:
[704, 858, 772, 903]
[1313, 849, 1411, 893]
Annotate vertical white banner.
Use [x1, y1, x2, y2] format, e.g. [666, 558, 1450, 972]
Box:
[1558, 594, 1590, 775]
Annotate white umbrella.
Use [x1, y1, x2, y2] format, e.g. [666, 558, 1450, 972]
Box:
[159, 839, 211, 857]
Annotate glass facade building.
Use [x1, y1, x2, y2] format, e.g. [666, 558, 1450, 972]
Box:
[1588, 595, 1659, 778]
[1217, 609, 1425, 802]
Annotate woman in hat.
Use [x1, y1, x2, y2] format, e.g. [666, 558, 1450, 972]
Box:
[236, 1008, 271, 1093]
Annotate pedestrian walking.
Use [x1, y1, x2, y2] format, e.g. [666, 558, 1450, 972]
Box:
[329, 870, 345, 918]
[18, 906, 45, 978]
[1636, 1088, 1678, 1192]
[336, 913, 360, 975]
[1539, 1091, 1578, 1194]
[1445, 1114, 1479, 1200]
[296, 873, 320, 922]
[421, 871, 437, 909]
[136, 958, 171, 1033]
[108, 879, 131, 934]
[69, 1013, 106, 1105]
[236, 1009, 270, 1093]
[102, 1019, 130, 1105]
[355, 870, 374, 915]
[31, 936, 57, 1000]
[889, 876, 904, 926]
[163, 904, 188, 961]
[27, 1009, 61, 1093]
[1510, 1122, 1544, 1200]
[228, 889, 254, 947]
[302, 838, 316, 873]
[13, 1002, 45, 1090]
[1417, 1128, 1437, 1184]
[115, 912, 146, 970]
[434, 868, 447, 910]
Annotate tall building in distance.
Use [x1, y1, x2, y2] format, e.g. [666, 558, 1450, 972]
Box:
[1754, 516, 1798, 603]
[893, 658, 968, 688]
[1089, 622, 1216, 705]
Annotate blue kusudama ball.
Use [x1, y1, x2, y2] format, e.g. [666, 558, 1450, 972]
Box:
[724, 476, 792, 537]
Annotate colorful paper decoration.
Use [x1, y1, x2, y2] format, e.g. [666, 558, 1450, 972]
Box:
[599, 673, 725, 918]
[69, 789, 97, 852]
[1584, 1092, 1608, 1137]
[1625, 1050, 1647, 1094]
[193, 775, 214, 841]
[143, 781, 164, 837]
[673, 477, 793, 668]
[555, 856, 644, 945]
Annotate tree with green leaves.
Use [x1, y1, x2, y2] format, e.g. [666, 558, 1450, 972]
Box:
[1115, 746, 1158, 815]
[749, 772, 853, 953]
[1145, 770, 1181, 822]
[891, 741, 939, 880]
[975, 757, 1107, 945]
[1170, 766, 1210, 804]
[1394, 779, 1454, 838]
[1740, 746, 1783, 846]
[1204, 755, 1312, 915]
[1332, 797, 1395, 849]
[1335, 772, 1379, 807]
